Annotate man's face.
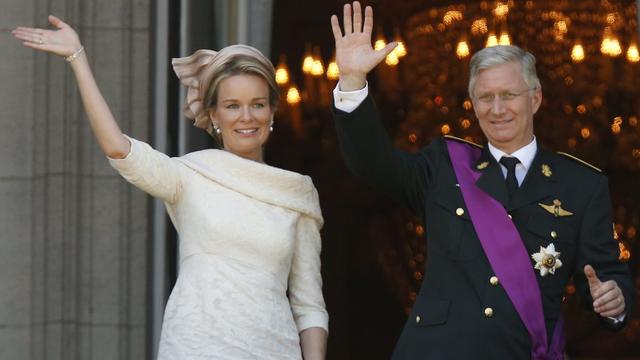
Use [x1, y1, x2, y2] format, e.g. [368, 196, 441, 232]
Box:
[471, 61, 542, 154]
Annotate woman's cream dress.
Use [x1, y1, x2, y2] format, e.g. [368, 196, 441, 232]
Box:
[109, 137, 328, 359]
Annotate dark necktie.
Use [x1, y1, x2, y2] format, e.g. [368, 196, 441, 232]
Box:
[499, 156, 520, 198]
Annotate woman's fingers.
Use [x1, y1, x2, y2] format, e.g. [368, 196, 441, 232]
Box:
[12, 29, 44, 44]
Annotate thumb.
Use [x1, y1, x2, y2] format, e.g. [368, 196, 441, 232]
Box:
[48, 15, 67, 29]
[372, 41, 398, 66]
[584, 264, 601, 290]
[380, 41, 398, 57]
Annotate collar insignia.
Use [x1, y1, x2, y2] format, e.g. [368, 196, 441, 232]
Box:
[541, 164, 552, 177]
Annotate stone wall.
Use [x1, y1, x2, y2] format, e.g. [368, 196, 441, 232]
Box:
[0, 0, 150, 358]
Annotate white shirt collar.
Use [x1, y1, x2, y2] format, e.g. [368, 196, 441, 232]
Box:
[487, 136, 537, 171]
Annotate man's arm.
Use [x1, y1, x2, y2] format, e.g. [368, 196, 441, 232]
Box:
[331, 2, 433, 213]
[575, 176, 635, 329]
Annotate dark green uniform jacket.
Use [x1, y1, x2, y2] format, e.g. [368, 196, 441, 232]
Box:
[333, 95, 635, 359]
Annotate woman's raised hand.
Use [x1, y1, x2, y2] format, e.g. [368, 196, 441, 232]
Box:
[12, 15, 82, 58]
[330, 1, 397, 91]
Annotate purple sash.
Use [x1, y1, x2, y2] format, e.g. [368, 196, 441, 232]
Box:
[446, 139, 565, 360]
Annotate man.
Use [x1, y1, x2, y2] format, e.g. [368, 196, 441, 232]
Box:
[330, 2, 634, 359]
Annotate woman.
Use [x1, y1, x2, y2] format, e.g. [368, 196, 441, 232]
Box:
[13, 15, 328, 360]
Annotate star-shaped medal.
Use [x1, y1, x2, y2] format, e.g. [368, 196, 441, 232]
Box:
[531, 243, 562, 277]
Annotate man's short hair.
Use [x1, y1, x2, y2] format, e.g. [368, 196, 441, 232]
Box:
[468, 45, 541, 97]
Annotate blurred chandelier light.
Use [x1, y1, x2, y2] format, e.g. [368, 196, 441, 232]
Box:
[311, 58, 324, 76]
[327, 60, 340, 80]
[627, 44, 640, 62]
[485, 33, 498, 47]
[375, 38, 387, 51]
[456, 41, 470, 59]
[393, 41, 408, 58]
[443, 10, 463, 26]
[275, 59, 289, 85]
[386, 51, 400, 66]
[600, 27, 623, 57]
[286, 86, 301, 105]
[498, 32, 511, 45]
[470, 18, 488, 36]
[493, 2, 509, 18]
[302, 54, 314, 74]
[601, 35, 623, 56]
[571, 44, 585, 62]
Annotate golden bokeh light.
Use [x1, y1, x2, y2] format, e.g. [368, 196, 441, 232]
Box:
[456, 41, 470, 59]
[498, 32, 511, 45]
[601, 36, 622, 57]
[275, 66, 289, 85]
[486, 33, 498, 47]
[580, 127, 591, 139]
[385, 52, 399, 66]
[443, 10, 463, 26]
[571, 44, 585, 62]
[327, 61, 339, 80]
[627, 44, 640, 62]
[576, 104, 587, 114]
[394, 41, 407, 58]
[493, 3, 509, 18]
[286, 86, 301, 105]
[310, 59, 324, 76]
[374, 39, 386, 51]
[619, 242, 631, 261]
[554, 20, 568, 35]
[302, 55, 314, 74]
[471, 18, 488, 36]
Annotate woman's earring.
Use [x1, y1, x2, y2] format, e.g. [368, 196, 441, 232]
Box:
[213, 124, 221, 134]
[269, 121, 274, 132]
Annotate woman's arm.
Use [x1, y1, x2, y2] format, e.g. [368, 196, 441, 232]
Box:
[12, 15, 130, 158]
[288, 214, 329, 359]
[300, 327, 328, 360]
[13, 15, 182, 203]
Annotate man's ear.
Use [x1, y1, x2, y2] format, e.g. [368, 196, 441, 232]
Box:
[531, 88, 542, 114]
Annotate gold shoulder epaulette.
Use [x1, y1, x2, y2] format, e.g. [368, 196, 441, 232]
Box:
[556, 152, 602, 172]
[444, 135, 483, 149]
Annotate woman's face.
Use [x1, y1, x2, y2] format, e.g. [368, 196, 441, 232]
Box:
[209, 74, 274, 162]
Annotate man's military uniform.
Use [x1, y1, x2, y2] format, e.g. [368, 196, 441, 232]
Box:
[333, 95, 635, 359]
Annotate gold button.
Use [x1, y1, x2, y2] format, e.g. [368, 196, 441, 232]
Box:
[550, 231, 557, 239]
[484, 307, 494, 317]
[490, 276, 499, 286]
[456, 208, 465, 216]
[415, 315, 421, 323]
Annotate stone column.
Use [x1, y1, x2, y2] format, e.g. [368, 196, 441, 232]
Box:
[0, 0, 150, 359]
